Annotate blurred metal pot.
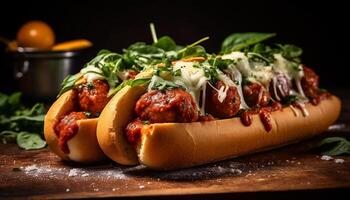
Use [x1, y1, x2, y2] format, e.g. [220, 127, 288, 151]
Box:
[9, 48, 92, 100]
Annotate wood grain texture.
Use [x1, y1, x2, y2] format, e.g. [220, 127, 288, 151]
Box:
[0, 89, 349, 199]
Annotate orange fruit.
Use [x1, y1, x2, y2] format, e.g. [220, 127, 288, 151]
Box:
[16, 20, 55, 50]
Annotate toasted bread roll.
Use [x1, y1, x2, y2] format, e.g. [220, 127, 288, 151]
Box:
[97, 85, 146, 165]
[97, 83, 341, 169]
[139, 96, 341, 169]
[44, 91, 106, 163]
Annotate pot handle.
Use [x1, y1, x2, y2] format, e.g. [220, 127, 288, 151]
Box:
[14, 60, 29, 79]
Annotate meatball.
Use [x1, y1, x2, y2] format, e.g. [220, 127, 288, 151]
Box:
[269, 73, 291, 101]
[206, 80, 241, 118]
[75, 80, 110, 115]
[125, 119, 144, 145]
[301, 65, 320, 98]
[135, 89, 199, 123]
[54, 112, 87, 153]
[243, 82, 270, 107]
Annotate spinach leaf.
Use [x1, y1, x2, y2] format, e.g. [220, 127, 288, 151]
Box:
[177, 37, 209, 59]
[0, 92, 46, 150]
[178, 45, 207, 59]
[17, 132, 46, 150]
[317, 137, 350, 156]
[153, 36, 177, 51]
[221, 32, 276, 53]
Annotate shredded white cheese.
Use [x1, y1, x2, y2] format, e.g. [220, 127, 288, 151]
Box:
[80, 65, 104, 82]
[172, 61, 209, 115]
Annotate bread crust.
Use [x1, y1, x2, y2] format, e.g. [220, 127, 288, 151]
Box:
[97, 84, 341, 169]
[96, 85, 147, 165]
[139, 96, 341, 169]
[44, 91, 106, 163]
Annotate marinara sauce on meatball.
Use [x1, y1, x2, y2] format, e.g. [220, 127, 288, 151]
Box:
[75, 80, 110, 115]
[243, 82, 270, 107]
[135, 88, 199, 123]
[301, 65, 320, 98]
[206, 80, 241, 118]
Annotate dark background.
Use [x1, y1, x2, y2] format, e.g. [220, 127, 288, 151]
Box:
[0, 0, 348, 94]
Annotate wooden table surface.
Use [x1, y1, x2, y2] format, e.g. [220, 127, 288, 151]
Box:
[1, 90, 350, 199]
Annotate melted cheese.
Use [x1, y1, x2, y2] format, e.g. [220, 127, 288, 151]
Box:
[80, 65, 104, 82]
[273, 54, 304, 80]
[172, 61, 209, 114]
[222, 52, 273, 88]
[222, 66, 249, 109]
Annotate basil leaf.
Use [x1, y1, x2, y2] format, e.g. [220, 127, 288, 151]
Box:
[317, 137, 350, 156]
[16, 132, 46, 150]
[153, 36, 177, 51]
[221, 32, 276, 53]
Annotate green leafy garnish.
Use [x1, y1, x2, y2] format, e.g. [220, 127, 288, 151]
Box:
[57, 73, 83, 97]
[177, 37, 209, 59]
[108, 78, 151, 96]
[58, 24, 210, 99]
[148, 76, 181, 91]
[153, 36, 177, 51]
[221, 32, 276, 54]
[17, 132, 46, 150]
[0, 92, 46, 150]
[317, 137, 350, 156]
[284, 95, 299, 104]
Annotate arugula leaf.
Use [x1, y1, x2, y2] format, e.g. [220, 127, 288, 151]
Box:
[17, 132, 46, 150]
[153, 36, 177, 51]
[317, 137, 350, 156]
[276, 44, 302, 61]
[123, 42, 167, 69]
[148, 76, 181, 91]
[57, 73, 83, 97]
[108, 78, 151, 96]
[221, 32, 276, 53]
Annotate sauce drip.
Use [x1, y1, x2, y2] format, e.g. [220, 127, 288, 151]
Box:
[240, 102, 282, 132]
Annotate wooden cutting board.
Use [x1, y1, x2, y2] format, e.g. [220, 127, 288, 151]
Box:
[1, 90, 350, 199]
[0, 131, 349, 199]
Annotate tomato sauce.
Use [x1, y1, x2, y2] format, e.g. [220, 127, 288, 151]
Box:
[240, 102, 282, 132]
[54, 112, 87, 153]
[310, 92, 331, 106]
[125, 119, 144, 145]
